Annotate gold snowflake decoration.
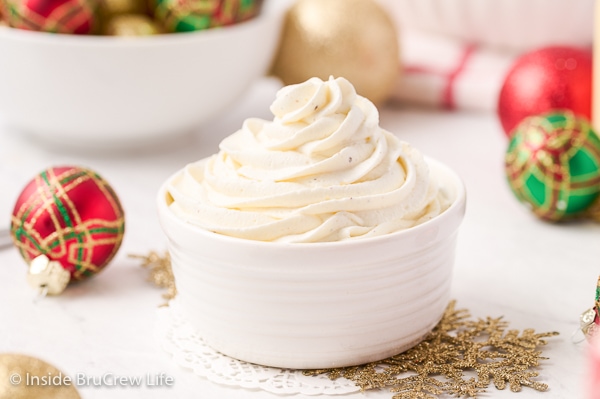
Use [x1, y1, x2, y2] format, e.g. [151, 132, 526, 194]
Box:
[305, 301, 559, 398]
[131, 251, 177, 301]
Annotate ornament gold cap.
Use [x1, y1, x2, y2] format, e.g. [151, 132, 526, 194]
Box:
[580, 308, 598, 338]
[574, 276, 600, 343]
[27, 255, 70, 296]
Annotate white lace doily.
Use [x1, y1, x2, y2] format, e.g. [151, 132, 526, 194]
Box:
[155, 299, 360, 396]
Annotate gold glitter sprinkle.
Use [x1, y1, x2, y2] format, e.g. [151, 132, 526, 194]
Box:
[304, 301, 559, 398]
[130, 251, 176, 302]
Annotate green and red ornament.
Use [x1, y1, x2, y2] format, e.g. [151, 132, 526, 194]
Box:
[10, 166, 125, 294]
[498, 46, 592, 138]
[505, 111, 600, 222]
[153, 0, 261, 33]
[2, 0, 100, 34]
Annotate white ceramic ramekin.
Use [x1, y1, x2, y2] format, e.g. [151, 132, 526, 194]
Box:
[157, 158, 466, 369]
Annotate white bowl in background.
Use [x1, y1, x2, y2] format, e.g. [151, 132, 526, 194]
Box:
[157, 158, 466, 369]
[378, 0, 593, 52]
[0, 0, 288, 150]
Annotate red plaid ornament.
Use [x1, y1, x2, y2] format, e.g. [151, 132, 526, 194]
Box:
[3, 0, 99, 34]
[10, 166, 125, 282]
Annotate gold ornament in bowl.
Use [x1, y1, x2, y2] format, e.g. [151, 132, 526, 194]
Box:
[100, 0, 147, 16]
[103, 14, 163, 36]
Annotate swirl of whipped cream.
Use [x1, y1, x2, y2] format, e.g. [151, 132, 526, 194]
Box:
[167, 77, 449, 243]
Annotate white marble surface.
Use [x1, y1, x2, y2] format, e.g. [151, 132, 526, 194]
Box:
[0, 77, 597, 399]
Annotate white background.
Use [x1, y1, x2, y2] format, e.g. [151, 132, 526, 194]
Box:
[0, 77, 597, 398]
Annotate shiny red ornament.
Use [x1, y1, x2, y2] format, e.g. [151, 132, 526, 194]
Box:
[3, 0, 99, 34]
[498, 46, 592, 137]
[10, 166, 125, 282]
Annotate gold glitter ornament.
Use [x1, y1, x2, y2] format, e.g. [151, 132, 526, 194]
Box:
[0, 354, 80, 399]
[270, 0, 400, 105]
[100, 0, 147, 16]
[103, 13, 162, 35]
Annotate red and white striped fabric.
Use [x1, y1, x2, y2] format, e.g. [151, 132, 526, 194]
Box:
[391, 30, 517, 111]
[377, 0, 594, 111]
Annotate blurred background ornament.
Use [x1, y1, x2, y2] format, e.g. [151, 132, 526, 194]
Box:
[10, 166, 125, 289]
[153, 0, 262, 33]
[505, 111, 600, 222]
[97, 0, 152, 33]
[594, 0, 600, 135]
[2, 0, 100, 34]
[498, 46, 592, 137]
[589, 334, 600, 399]
[0, 353, 80, 399]
[270, 0, 399, 106]
[102, 13, 162, 35]
[100, 0, 147, 16]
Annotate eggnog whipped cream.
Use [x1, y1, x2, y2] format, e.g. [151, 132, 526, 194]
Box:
[167, 77, 450, 243]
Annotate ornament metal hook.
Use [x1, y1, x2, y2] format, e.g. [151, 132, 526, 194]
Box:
[32, 285, 49, 304]
[0, 228, 12, 250]
[571, 325, 587, 344]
